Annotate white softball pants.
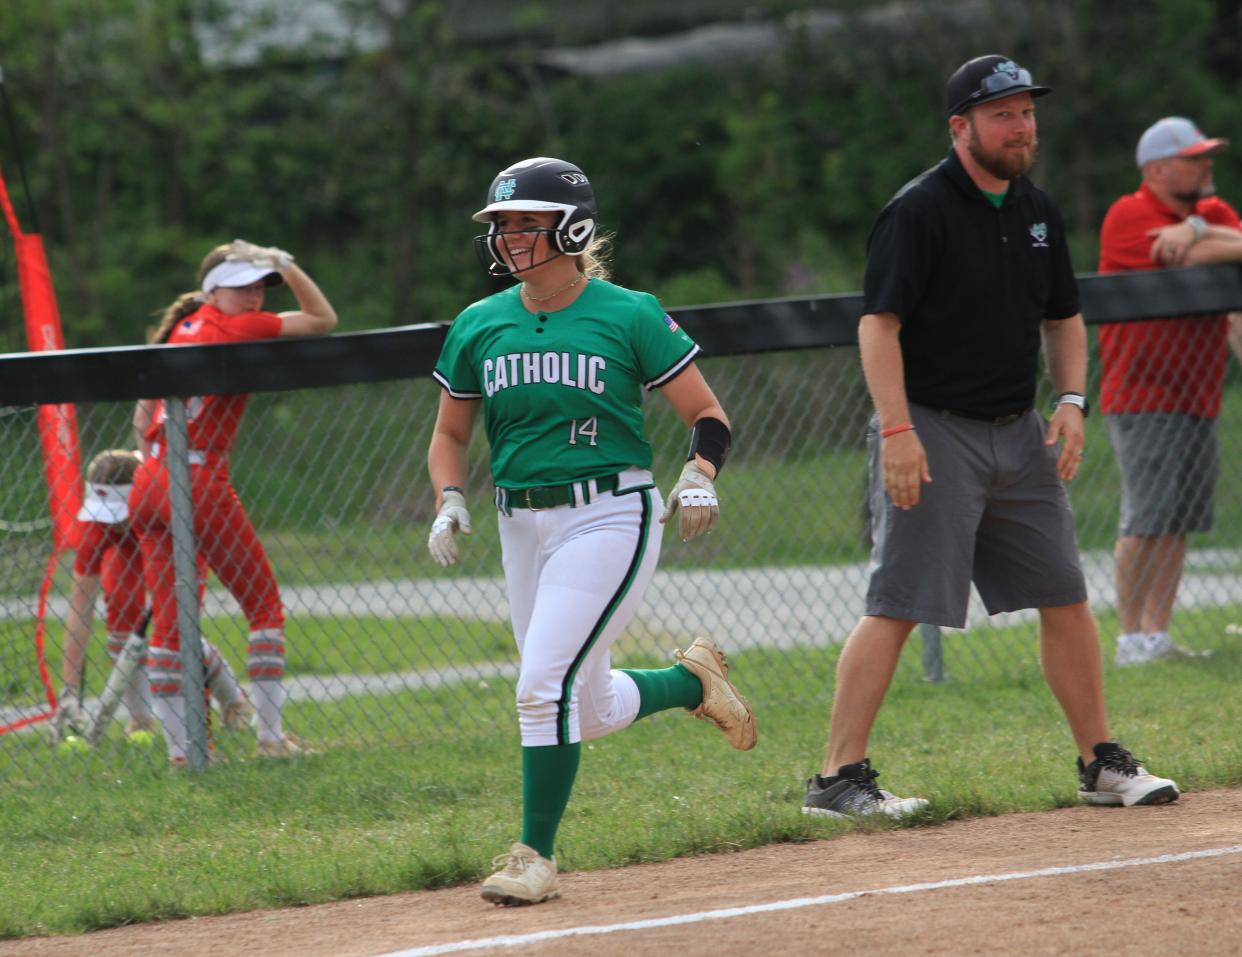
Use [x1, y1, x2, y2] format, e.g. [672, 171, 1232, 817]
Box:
[499, 467, 662, 747]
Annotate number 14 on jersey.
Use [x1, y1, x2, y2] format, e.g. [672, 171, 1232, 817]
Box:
[568, 417, 598, 446]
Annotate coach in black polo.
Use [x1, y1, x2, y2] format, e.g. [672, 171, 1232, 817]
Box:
[802, 55, 1181, 820]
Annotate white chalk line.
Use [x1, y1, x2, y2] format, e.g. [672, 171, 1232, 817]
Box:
[371, 843, 1242, 957]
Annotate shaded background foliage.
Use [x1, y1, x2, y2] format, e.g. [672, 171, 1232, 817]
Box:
[1, 0, 1241, 349]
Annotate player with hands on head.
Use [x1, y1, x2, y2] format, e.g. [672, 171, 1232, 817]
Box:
[128, 239, 336, 763]
[803, 55, 1178, 822]
[1097, 117, 1242, 665]
[427, 157, 753, 907]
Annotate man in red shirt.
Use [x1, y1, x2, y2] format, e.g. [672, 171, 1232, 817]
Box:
[1098, 117, 1242, 665]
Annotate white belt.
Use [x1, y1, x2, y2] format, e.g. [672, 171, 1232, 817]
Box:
[150, 442, 207, 465]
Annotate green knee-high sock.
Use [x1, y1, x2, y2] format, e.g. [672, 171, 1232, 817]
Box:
[521, 742, 581, 860]
[621, 663, 703, 721]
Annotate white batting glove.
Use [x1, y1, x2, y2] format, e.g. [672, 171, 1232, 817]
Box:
[660, 462, 719, 541]
[255, 243, 294, 269]
[226, 238, 263, 261]
[227, 238, 294, 270]
[428, 490, 472, 567]
[49, 692, 90, 745]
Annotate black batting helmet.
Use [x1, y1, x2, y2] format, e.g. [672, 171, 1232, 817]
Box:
[472, 157, 598, 276]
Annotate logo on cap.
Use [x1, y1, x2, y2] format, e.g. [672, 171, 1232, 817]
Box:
[995, 60, 1021, 80]
[495, 178, 517, 202]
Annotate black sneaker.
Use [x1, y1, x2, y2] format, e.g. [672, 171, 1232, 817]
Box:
[802, 758, 929, 819]
[1077, 742, 1179, 807]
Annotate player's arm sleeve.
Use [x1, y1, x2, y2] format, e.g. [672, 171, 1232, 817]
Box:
[224, 310, 284, 340]
[431, 313, 483, 399]
[861, 195, 935, 320]
[1046, 203, 1080, 321]
[630, 294, 701, 390]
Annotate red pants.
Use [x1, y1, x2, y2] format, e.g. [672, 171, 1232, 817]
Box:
[129, 457, 284, 653]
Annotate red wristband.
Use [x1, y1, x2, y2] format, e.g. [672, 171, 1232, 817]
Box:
[880, 423, 915, 439]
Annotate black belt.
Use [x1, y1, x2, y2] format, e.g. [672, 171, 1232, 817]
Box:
[495, 473, 621, 512]
[936, 407, 1030, 426]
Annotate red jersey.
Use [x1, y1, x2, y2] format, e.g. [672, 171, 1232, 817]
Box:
[73, 520, 137, 576]
[1097, 184, 1240, 417]
[145, 304, 283, 453]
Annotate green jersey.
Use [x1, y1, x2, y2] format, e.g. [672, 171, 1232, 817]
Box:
[433, 279, 699, 488]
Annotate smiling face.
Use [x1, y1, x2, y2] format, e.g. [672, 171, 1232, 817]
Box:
[206, 280, 268, 315]
[491, 210, 561, 276]
[953, 91, 1039, 184]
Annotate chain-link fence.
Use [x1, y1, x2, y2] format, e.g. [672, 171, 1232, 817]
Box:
[3, 316, 1242, 777]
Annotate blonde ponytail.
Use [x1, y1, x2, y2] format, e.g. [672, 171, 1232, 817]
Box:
[149, 244, 233, 343]
[578, 231, 613, 281]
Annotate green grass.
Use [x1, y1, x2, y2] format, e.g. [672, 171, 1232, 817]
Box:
[1, 620, 1239, 938]
[0, 613, 518, 703]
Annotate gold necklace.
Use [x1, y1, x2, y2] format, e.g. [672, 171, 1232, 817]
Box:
[522, 273, 586, 303]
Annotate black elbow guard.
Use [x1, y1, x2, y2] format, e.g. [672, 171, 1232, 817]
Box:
[687, 417, 731, 474]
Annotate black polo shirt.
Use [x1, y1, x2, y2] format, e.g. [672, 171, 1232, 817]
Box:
[862, 149, 1080, 418]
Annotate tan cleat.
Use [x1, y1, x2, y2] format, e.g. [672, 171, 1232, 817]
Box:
[221, 696, 257, 730]
[255, 734, 314, 758]
[480, 842, 560, 906]
[674, 636, 757, 750]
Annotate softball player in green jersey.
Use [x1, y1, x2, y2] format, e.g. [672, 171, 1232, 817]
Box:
[428, 157, 756, 907]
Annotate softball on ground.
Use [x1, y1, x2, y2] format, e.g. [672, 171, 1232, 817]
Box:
[57, 735, 91, 756]
[126, 730, 157, 749]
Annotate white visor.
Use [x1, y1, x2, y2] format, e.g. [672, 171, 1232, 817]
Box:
[78, 483, 133, 525]
[471, 200, 575, 224]
[201, 260, 281, 294]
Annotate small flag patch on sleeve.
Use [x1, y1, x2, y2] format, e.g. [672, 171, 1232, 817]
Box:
[663, 314, 679, 332]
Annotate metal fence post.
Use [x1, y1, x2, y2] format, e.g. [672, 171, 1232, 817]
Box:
[919, 622, 945, 683]
[164, 397, 209, 768]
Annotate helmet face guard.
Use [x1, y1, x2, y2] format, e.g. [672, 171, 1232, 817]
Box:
[473, 226, 562, 277]
[473, 216, 596, 277]
[471, 157, 597, 277]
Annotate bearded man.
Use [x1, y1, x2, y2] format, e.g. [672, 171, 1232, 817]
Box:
[1097, 117, 1242, 666]
[801, 55, 1179, 819]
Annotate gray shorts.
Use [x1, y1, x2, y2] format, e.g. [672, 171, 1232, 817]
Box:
[1106, 412, 1217, 536]
[865, 403, 1088, 628]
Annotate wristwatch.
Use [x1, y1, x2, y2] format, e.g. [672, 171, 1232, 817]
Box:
[1056, 392, 1090, 417]
[1185, 214, 1207, 242]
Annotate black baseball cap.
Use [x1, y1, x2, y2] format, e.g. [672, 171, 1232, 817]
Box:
[945, 55, 1051, 117]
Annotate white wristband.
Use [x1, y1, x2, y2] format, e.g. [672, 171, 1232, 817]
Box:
[1056, 392, 1088, 416]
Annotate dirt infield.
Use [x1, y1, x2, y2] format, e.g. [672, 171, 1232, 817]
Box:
[10, 788, 1242, 957]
